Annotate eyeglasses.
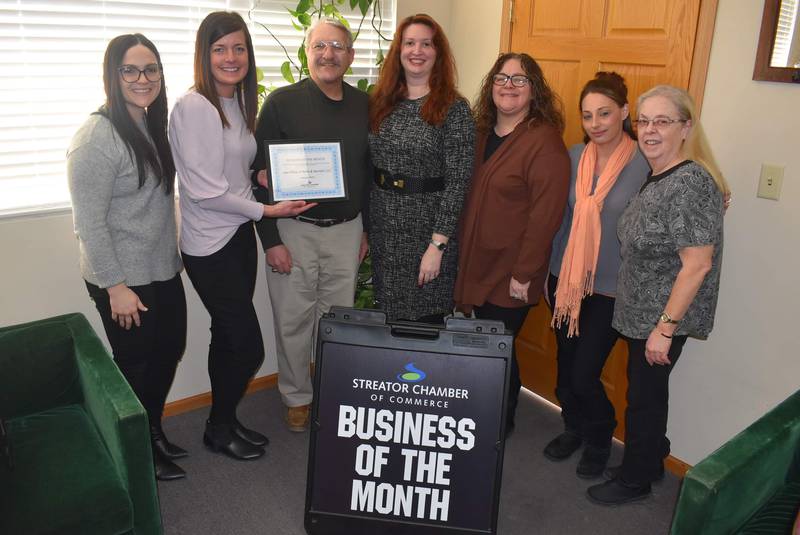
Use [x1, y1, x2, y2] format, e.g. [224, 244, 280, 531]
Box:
[309, 40, 349, 54]
[633, 117, 687, 130]
[492, 74, 530, 87]
[118, 64, 161, 83]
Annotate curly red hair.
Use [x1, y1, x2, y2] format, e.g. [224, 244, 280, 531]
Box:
[369, 14, 462, 132]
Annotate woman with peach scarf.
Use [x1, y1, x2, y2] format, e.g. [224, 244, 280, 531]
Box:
[543, 72, 649, 478]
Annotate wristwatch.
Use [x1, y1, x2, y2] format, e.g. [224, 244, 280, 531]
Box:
[430, 239, 447, 251]
[659, 312, 679, 325]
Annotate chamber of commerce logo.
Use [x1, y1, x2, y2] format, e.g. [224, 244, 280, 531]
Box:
[397, 363, 426, 382]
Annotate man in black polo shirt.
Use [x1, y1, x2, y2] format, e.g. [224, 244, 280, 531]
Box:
[253, 17, 370, 432]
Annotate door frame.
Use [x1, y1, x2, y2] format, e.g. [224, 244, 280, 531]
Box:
[498, 0, 719, 114]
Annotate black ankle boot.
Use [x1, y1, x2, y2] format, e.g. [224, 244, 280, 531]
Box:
[233, 419, 269, 447]
[587, 477, 651, 505]
[576, 445, 611, 479]
[543, 431, 583, 461]
[151, 424, 188, 460]
[204, 420, 264, 461]
[153, 447, 185, 481]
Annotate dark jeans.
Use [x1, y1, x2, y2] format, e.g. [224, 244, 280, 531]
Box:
[86, 273, 186, 426]
[620, 335, 687, 484]
[473, 301, 531, 428]
[182, 223, 265, 426]
[547, 274, 619, 448]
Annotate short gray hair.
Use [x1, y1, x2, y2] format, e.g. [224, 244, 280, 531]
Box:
[305, 17, 353, 48]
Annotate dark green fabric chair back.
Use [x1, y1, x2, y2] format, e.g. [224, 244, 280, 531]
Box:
[0, 319, 84, 418]
[671, 389, 800, 534]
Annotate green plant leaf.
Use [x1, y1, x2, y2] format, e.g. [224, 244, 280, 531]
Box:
[335, 13, 351, 29]
[367, 83, 375, 93]
[322, 4, 335, 16]
[358, 0, 369, 16]
[345, 66, 353, 75]
[281, 61, 295, 83]
[298, 45, 307, 69]
[257, 84, 266, 94]
[298, 12, 311, 26]
[255, 66, 265, 82]
[349, 0, 359, 8]
[296, 0, 312, 13]
[291, 18, 303, 31]
[376, 48, 383, 65]
[357, 78, 368, 91]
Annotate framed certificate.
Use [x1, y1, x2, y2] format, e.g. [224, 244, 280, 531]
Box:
[265, 140, 348, 203]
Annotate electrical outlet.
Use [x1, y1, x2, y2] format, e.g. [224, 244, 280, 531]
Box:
[757, 163, 784, 201]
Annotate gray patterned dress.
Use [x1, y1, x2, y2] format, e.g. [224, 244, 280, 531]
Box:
[613, 160, 724, 339]
[368, 97, 475, 321]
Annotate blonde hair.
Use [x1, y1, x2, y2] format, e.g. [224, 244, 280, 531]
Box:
[637, 85, 730, 195]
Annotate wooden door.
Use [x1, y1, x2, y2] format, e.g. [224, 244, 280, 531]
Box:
[503, 0, 717, 440]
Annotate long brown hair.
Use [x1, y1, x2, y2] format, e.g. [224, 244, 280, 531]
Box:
[369, 14, 462, 132]
[101, 33, 175, 192]
[193, 11, 257, 132]
[473, 52, 564, 134]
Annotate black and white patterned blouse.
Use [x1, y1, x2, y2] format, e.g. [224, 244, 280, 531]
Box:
[612, 160, 724, 339]
[368, 97, 475, 321]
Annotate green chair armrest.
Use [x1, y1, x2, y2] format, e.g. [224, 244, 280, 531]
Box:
[672, 390, 800, 535]
[66, 314, 163, 535]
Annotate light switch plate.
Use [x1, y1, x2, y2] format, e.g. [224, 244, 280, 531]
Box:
[757, 163, 784, 200]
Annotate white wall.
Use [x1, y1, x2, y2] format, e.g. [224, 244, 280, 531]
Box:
[0, 210, 278, 403]
[667, 0, 800, 464]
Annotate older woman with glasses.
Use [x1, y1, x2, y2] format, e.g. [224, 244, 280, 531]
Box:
[587, 85, 729, 505]
[455, 52, 569, 436]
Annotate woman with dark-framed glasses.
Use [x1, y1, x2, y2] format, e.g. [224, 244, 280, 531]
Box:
[454, 52, 569, 437]
[67, 34, 187, 481]
[587, 85, 729, 505]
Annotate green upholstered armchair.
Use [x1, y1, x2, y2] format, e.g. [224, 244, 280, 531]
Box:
[671, 389, 800, 534]
[0, 313, 162, 535]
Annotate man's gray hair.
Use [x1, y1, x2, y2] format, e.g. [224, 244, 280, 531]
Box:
[305, 17, 354, 48]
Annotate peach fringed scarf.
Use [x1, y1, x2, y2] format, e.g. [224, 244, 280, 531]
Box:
[551, 136, 637, 337]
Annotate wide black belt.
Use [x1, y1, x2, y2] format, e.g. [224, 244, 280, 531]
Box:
[375, 169, 445, 194]
[294, 214, 358, 228]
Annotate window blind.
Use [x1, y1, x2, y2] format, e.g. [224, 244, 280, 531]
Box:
[0, 0, 395, 214]
[771, 0, 799, 68]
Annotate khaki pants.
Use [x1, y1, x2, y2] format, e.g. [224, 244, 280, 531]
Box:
[267, 215, 362, 407]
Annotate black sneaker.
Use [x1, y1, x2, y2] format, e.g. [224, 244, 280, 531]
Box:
[543, 431, 583, 461]
[587, 477, 651, 505]
[603, 464, 665, 483]
[576, 445, 611, 479]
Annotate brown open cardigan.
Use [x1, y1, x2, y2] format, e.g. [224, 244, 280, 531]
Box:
[454, 121, 570, 312]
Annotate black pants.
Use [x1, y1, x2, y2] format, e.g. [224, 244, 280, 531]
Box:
[182, 223, 265, 426]
[620, 335, 687, 484]
[86, 273, 186, 426]
[473, 301, 531, 428]
[547, 275, 619, 448]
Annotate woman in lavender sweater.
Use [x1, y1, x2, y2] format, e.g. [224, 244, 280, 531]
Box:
[169, 12, 311, 461]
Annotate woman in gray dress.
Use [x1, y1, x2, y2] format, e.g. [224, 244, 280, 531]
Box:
[368, 13, 475, 323]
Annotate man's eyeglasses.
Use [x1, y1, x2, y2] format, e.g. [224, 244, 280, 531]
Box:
[309, 40, 349, 54]
[634, 117, 687, 130]
[492, 74, 530, 87]
[118, 64, 161, 83]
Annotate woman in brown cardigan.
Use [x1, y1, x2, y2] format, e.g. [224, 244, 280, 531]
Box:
[455, 52, 569, 436]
